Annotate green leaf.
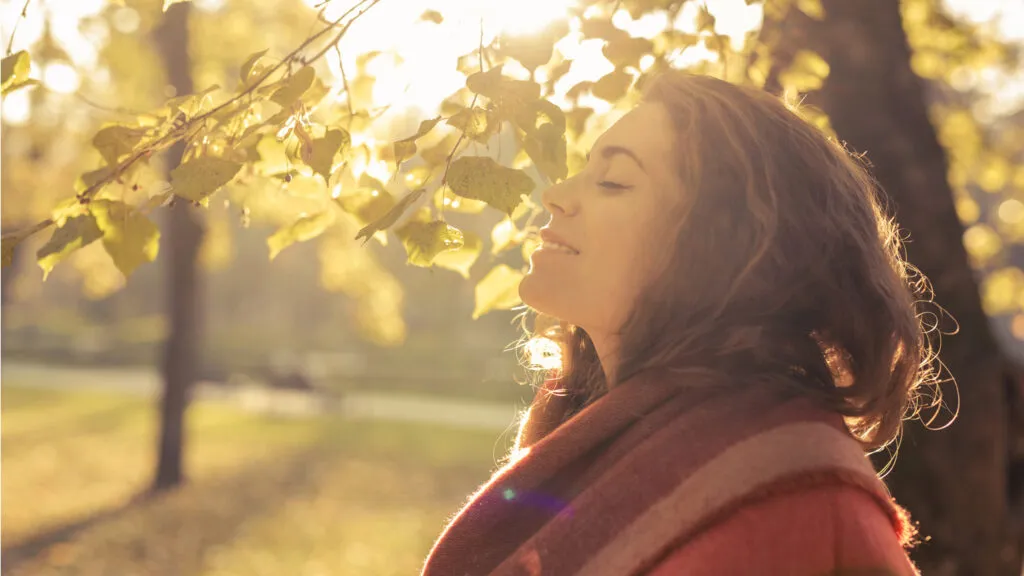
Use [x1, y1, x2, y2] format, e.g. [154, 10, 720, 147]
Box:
[92, 125, 146, 166]
[473, 264, 524, 319]
[306, 128, 350, 183]
[592, 69, 633, 102]
[446, 156, 534, 216]
[393, 116, 442, 169]
[268, 211, 335, 259]
[353, 188, 424, 244]
[271, 66, 316, 107]
[170, 156, 243, 201]
[432, 230, 481, 278]
[90, 200, 160, 277]
[240, 49, 269, 84]
[36, 215, 103, 279]
[395, 209, 464, 267]
[524, 122, 568, 183]
[447, 107, 497, 143]
[1, 50, 31, 94]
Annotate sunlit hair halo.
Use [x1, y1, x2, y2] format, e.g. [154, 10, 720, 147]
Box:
[515, 71, 951, 455]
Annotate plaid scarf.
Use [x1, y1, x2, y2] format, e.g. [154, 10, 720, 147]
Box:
[422, 369, 913, 576]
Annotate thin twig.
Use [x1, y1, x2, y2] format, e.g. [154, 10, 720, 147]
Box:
[334, 42, 354, 119]
[6, 0, 32, 55]
[439, 16, 486, 219]
[2, 0, 384, 245]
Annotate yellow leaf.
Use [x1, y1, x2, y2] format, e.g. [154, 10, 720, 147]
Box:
[268, 211, 335, 259]
[796, 0, 825, 19]
[240, 49, 269, 84]
[1, 50, 31, 94]
[498, 21, 568, 72]
[36, 215, 103, 279]
[420, 10, 443, 23]
[92, 125, 146, 166]
[306, 129, 350, 183]
[447, 107, 497, 143]
[591, 69, 633, 102]
[403, 165, 435, 189]
[602, 36, 655, 69]
[162, 0, 191, 11]
[170, 156, 243, 201]
[352, 188, 422, 243]
[696, 5, 716, 32]
[466, 66, 540, 105]
[491, 217, 518, 254]
[393, 116, 442, 169]
[90, 200, 160, 277]
[473, 264, 524, 319]
[271, 66, 316, 107]
[395, 209, 464, 267]
[446, 156, 534, 215]
[778, 50, 830, 93]
[433, 231, 481, 278]
[524, 122, 568, 183]
[433, 187, 488, 214]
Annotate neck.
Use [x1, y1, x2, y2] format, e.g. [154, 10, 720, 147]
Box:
[586, 330, 621, 387]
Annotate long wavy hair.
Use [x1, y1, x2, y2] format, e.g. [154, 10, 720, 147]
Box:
[515, 72, 945, 454]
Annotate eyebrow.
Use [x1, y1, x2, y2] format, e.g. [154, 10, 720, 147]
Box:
[586, 145, 646, 173]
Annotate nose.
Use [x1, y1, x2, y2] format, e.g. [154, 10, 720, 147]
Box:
[541, 178, 578, 217]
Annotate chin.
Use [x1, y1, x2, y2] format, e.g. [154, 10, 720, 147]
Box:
[519, 268, 561, 318]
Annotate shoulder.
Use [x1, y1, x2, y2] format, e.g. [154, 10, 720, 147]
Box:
[648, 482, 920, 576]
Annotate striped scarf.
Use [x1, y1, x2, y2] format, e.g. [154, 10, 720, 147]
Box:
[421, 369, 913, 576]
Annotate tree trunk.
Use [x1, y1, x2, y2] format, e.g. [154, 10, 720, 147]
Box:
[152, 2, 203, 492]
[762, 1, 1019, 574]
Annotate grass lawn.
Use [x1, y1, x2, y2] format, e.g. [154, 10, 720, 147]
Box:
[1, 384, 515, 576]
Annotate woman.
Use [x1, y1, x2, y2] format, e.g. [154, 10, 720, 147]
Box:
[422, 72, 937, 575]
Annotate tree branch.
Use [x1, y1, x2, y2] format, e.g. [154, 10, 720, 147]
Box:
[1, 0, 385, 248]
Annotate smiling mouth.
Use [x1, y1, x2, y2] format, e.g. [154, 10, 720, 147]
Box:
[539, 240, 579, 255]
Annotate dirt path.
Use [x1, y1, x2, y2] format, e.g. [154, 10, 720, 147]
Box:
[0, 362, 521, 431]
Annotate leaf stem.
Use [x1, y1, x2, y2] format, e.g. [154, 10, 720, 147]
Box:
[6, 0, 32, 56]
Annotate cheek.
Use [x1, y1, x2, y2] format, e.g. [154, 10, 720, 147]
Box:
[585, 215, 667, 321]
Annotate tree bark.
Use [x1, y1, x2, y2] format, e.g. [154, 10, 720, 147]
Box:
[762, 1, 1018, 574]
[152, 2, 203, 492]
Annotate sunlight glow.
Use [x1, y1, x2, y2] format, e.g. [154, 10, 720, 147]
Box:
[524, 336, 562, 371]
[43, 62, 81, 94]
[1, 89, 31, 126]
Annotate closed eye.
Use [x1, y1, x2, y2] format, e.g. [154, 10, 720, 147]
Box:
[598, 181, 631, 191]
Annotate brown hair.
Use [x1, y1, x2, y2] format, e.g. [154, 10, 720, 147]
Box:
[517, 72, 944, 452]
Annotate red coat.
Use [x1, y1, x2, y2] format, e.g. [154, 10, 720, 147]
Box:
[650, 483, 920, 575]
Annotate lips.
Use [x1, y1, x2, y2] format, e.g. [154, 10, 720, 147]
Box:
[539, 228, 580, 255]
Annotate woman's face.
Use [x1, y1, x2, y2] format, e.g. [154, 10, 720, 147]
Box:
[519, 102, 682, 337]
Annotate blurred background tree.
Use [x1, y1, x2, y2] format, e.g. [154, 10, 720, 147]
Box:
[1, 0, 1021, 574]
